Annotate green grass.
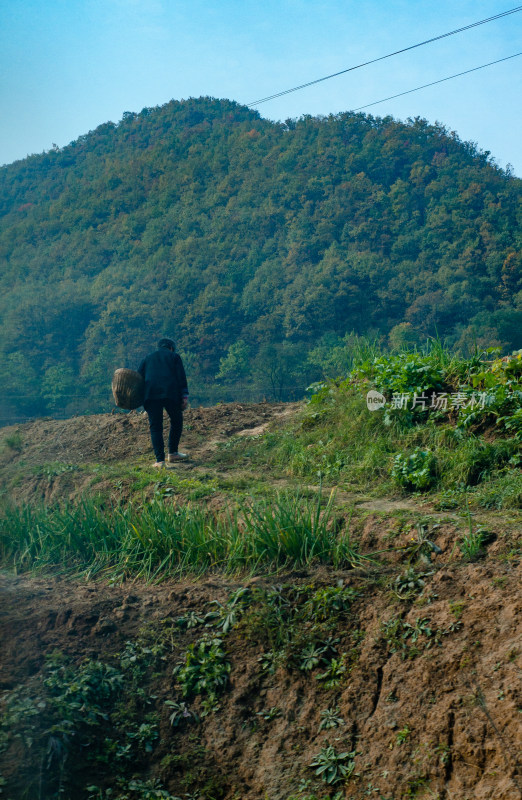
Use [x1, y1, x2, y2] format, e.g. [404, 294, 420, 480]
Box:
[0, 490, 366, 581]
[1, 430, 23, 452]
[474, 470, 522, 509]
[86, 462, 220, 499]
[214, 396, 519, 504]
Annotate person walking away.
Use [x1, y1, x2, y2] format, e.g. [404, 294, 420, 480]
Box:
[138, 338, 189, 468]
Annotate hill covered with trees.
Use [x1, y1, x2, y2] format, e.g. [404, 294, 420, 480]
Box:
[0, 96, 520, 421]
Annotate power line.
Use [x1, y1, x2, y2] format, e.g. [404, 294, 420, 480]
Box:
[352, 51, 522, 111]
[248, 6, 522, 106]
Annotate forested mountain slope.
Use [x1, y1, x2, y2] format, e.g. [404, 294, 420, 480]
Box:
[0, 97, 520, 420]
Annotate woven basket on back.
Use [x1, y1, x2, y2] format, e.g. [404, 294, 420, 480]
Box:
[112, 368, 145, 410]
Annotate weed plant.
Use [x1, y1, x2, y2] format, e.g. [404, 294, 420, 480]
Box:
[454, 502, 495, 562]
[0, 648, 164, 799]
[309, 743, 356, 784]
[238, 583, 360, 684]
[174, 635, 231, 707]
[318, 707, 344, 731]
[380, 615, 462, 660]
[87, 779, 180, 799]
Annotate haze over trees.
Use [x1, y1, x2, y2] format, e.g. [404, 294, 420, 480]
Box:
[0, 97, 520, 421]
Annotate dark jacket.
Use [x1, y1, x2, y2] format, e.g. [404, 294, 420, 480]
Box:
[137, 348, 189, 404]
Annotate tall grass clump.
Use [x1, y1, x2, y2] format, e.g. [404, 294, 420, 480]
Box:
[436, 437, 518, 487]
[0, 499, 233, 580]
[0, 491, 365, 580]
[242, 490, 343, 567]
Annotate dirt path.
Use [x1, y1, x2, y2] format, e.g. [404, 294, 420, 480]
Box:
[0, 402, 443, 517]
[0, 402, 297, 467]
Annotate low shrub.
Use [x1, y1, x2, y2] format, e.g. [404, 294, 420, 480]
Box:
[391, 448, 436, 491]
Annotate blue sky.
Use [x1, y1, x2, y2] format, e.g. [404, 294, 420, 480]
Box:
[1, 0, 521, 173]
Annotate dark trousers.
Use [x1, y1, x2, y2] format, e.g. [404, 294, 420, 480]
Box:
[144, 398, 183, 462]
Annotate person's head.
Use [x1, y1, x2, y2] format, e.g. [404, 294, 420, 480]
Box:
[158, 338, 175, 352]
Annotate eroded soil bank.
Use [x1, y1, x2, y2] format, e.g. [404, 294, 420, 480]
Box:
[1, 555, 521, 799]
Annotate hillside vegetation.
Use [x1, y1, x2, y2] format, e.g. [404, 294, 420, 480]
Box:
[0, 97, 521, 421]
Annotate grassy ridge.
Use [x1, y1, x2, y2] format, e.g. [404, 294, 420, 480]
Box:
[0, 492, 367, 580]
[216, 342, 522, 509]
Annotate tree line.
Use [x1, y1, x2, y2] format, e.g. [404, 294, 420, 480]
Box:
[0, 97, 520, 421]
